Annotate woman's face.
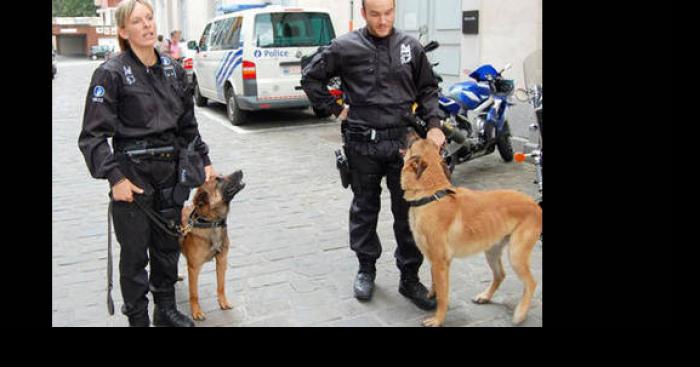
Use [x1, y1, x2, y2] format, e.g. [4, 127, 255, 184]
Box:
[118, 2, 156, 50]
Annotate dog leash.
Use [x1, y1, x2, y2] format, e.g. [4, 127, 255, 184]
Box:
[107, 201, 115, 316]
[132, 197, 188, 238]
[106, 197, 190, 316]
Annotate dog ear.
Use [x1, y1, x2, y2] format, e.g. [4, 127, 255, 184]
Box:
[415, 158, 428, 179]
[408, 155, 428, 180]
[194, 190, 209, 208]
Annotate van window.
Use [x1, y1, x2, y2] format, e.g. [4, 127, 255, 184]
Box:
[199, 23, 212, 51]
[209, 19, 230, 51]
[220, 17, 243, 50]
[254, 12, 335, 48]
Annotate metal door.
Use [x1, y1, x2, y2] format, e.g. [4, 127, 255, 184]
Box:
[396, 0, 463, 92]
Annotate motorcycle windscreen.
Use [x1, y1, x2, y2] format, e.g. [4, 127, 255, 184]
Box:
[523, 49, 542, 90]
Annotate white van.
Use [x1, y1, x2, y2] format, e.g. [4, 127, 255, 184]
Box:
[192, 5, 336, 125]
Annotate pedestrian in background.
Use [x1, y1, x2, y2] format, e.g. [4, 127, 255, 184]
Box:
[155, 34, 164, 51]
[161, 30, 183, 62]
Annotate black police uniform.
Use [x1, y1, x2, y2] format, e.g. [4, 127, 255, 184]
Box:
[301, 27, 442, 307]
[78, 47, 211, 326]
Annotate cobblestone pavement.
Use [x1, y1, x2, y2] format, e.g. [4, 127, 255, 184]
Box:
[52, 59, 542, 327]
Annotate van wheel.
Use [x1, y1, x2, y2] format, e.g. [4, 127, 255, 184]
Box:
[193, 78, 207, 107]
[226, 87, 248, 126]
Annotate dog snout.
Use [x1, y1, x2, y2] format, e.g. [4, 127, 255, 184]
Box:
[229, 170, 243, 182]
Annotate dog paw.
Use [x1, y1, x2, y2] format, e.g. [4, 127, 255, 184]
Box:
[512, 314, 526, 325]
[218, 298, 233, 310]
[472, 293, 492, 304]
[422, 317, 443, 327]
[191, 309, 206, 321]
[512, 307, 527, 325]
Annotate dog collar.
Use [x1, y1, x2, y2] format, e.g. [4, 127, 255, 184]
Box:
[189, 215, 227, 229]
[407, 189, 456, 207]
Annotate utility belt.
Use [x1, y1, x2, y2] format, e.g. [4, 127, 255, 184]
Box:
[115, 145, 178, 161]
[114, 137, 179, 161]
[342, 125, 410, 143]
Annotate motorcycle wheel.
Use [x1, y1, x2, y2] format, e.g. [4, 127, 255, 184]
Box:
[496, 121, 514, 162]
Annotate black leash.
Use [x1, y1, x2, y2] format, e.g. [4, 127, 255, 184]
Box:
[107, 201, 115, 315]
[132, 197, 183, 238]
[106, 197, 182, 316]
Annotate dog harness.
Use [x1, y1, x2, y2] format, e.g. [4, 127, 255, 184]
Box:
[406, 189, 456, 207]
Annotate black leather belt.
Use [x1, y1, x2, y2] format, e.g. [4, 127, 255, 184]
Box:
[116, 146, 177, 160]
[343, 126, 409, 143]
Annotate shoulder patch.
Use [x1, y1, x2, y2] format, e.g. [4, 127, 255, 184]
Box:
[401, 43, 412, 64]
[93, 85, 105, 97]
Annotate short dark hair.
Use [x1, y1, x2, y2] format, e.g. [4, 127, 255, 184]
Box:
[362, 0, 396, 9]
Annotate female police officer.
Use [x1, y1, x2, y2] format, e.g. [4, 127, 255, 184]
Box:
[79, 0, 217, 327]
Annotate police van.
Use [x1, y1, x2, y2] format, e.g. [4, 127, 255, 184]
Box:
[191, 4, 336, 125]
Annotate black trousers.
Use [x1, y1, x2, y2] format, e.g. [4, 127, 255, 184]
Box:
[344, 139, 423, 279]
[111, 156, 181, 318]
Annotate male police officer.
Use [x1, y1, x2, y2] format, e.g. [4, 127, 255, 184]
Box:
[301, 0, 446, 310]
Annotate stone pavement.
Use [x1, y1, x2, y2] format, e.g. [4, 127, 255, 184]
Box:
[52, 59, 542, 327]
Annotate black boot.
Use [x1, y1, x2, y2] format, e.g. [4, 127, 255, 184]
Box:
[153, 304, 195, 327]
[122, 303, 150, 327]
[399, 277, 437, 311]
[127, 313, 150, 327]
[353, 271, 376, 301]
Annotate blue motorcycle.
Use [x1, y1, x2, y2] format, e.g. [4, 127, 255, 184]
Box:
[417, 41, 516, 172]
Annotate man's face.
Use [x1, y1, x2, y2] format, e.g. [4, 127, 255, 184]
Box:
[361, 0, 395, 38]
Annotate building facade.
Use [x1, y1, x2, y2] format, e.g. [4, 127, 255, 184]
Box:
[394, 0, 542, 90]
[52, 0, 122, 56]
[148, 0, 540, 89]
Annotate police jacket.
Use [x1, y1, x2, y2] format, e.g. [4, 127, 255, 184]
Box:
[301, 27, 442, 130]
[78, 48, 211, 187]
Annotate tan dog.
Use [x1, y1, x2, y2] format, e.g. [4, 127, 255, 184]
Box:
[401, 136, 542, 326]
[179, 171, 245, 321]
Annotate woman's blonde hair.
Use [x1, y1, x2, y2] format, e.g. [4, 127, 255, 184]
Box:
[115, 0, 154, 52]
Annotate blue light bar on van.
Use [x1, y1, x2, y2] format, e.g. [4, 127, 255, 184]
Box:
[218, 3, 269, 14]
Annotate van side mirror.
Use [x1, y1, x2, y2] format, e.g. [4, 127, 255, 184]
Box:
[187, 40, 198, 50]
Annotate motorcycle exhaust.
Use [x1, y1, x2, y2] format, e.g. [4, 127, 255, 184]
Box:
[403, 113, 474, 152]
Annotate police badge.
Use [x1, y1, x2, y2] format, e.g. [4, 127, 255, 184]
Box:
[123, 65, 136, 85]
[400, 43, 412, 64]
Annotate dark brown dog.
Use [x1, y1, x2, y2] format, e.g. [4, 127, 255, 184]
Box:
[179, 170, 245, 321]
[401, 136, 542, 326]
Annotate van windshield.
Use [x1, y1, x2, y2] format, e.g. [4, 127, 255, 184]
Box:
[254, 12, 335, 48]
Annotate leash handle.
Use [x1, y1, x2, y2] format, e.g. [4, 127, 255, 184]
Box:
[107, 201, 115, 316]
